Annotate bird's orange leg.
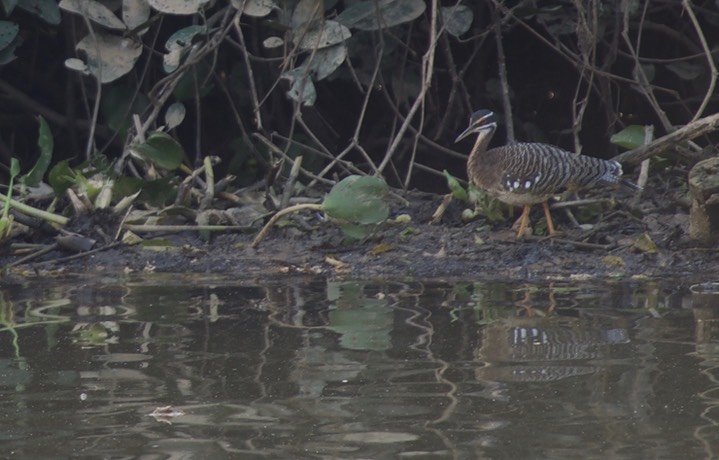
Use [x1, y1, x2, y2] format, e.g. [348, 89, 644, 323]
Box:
[542, 201, 557, 236]
[516, 205, 532, 238]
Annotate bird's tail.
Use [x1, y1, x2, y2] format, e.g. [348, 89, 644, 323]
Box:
[602, 160, 642, 191]
[621, 178, 642, 191]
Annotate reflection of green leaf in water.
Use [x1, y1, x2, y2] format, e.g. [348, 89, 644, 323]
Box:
[71, 323, 115, 347]
[327, 281, 391, 351]
[328, 304, 392, 351]
[0, 290, 22, 360]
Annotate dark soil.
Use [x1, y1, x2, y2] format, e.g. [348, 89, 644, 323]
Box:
[2, 173, 717, 283]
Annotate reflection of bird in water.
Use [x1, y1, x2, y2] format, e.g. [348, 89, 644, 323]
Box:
[456, 109, 634, 237]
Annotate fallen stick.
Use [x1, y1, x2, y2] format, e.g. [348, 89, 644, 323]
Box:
[613, 112, 719, 166]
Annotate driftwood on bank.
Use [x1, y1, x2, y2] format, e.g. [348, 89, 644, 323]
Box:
[613, 112, 719, 166]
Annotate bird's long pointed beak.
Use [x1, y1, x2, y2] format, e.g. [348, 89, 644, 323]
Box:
[454, 125, 475, 143]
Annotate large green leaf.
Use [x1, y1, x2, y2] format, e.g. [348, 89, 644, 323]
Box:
[114, 176, 177, 207]
[440, 5, 473, 37]
[0, 20, 19, 64]
[163, 25, 206, 73]
[322, 175, 389, 224]
[282, 68, 317, 106]
[59, 0, 125, 29]
[0, 21, 18, 50]
[21, 116, 53, 187]
[172, 61, 214, 101]
[295, 20, 351, 50]
[101, 86, 150, 138]
[132, 132, 185, 170]
[148, 0, 209, 15]
[18, 0, 60, 24]
[610, 125, 649, 150]
[666, 61, 703, 81]
[338, 0, 425, 31]
[236, 0, 276, 18]
[73, 32, 142, 83]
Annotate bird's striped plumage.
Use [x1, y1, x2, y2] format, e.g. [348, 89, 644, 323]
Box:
[456, 109, 628, 237]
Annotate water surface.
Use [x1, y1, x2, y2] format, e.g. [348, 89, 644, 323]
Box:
[0, 275, 717, 459]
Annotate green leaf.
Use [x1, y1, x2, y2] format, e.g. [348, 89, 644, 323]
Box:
[666, 61, 703, 81]
[323, 175, 390, 224]
[302, 44, 347, 81]
[59, 0, 125, 29]
[2, 0, 17, 16]
[338, 222, 371, 240]
[18, 0, 60, 24]
[163, 25, 206, 73]
[164, 102, 186, 129]
[114, 176, 177, 207]
[133, 132, 185, 170]
[172, 61, 214, 101]
[610, 125, 650, 149]
[48, 159, 81, 195]
[21, 116, 53, 187]
[238, 0, 276, 18]
[0, 21, 18, 50]
[101, 86, 150, 138]
[295, 20, 351, 50]
[0, 20, 19, 65]
[0, 33, 20, 65]
[443, 169, 468, 202]
[74, 32, 143, 83]
[338, 0, 425, 31]
[9, 157, 20, 177]
[440, 5, 473, 37]
[282, 69, 317, 106]
[0, 155, 14, 227]
[147, 0, 209, 15]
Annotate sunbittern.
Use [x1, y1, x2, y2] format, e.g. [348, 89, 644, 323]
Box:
[456, 109, 631, 237]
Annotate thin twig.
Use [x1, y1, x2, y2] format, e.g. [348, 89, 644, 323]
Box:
[681, 0, 717, 122]
[633, 125, 654, 202]
[21, 242, 124, 267]
[280, 155, 302, 210]
[251, 203, 324, 248]
[252, 133, 336, 185]
[549, 197, 615, 209]
[621, 0, 673, 132]
[307, 41, 384, 187]
[125, 224, 254, 233]
[491, 3, 514, 143]
[79, 12, 102, 160]
[3, 243, 59, 268]
[117, 9, 236, 174]
[377, 0, 440, 175]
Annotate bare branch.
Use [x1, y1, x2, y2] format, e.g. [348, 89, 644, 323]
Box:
[681, 0, 717, 122]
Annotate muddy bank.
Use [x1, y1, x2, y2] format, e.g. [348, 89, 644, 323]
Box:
[2, 182, 716, 283]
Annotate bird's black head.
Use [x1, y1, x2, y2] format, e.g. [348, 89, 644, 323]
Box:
[455, 109, 498, 143]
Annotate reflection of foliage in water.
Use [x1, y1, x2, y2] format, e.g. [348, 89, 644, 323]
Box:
[0, 290, 21, 359]
[326, 281, 392, 351]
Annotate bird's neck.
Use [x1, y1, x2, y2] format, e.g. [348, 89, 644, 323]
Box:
[467, 127, 496, 171]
